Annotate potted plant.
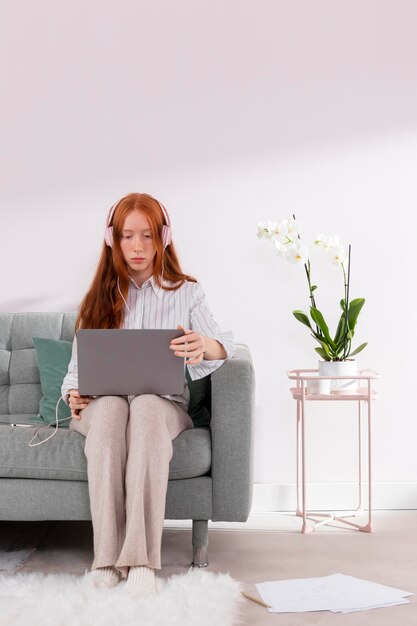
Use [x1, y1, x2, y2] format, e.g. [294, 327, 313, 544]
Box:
[257, 216, 367, 392]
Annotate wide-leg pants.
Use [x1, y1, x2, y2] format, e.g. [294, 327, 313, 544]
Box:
[68, 394, 194, 579]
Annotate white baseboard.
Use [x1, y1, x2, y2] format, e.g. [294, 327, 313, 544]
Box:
[163, 483, 417, 531]
[252, 482, 417, 512]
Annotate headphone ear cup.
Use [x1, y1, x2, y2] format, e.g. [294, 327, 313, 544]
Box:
[162, 225, 172, 248]
[104, 226, 114, 248]
[104, 199, 122, 248]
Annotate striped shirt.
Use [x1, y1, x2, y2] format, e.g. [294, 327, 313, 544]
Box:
[61, 275, 235, 410]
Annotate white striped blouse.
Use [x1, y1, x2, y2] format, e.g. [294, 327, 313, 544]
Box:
[61, 275, 236, 409]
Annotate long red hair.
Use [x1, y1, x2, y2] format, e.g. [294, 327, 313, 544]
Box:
[75, 192, 197, 331]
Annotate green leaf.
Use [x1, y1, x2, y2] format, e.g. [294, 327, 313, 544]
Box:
[347, 298, 365, 332]
[333, 315, 346, 346]
[340, 298, 346, 311]
[349, 342, 368, 357]
[315, 347, 329, 360]
[309, 307, 336, 349]
[311, 334, 331, 356]
[293, 310, 312, 329]
[311, 285, 318, 292]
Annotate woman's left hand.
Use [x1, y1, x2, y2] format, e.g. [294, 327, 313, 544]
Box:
[170, 324, 206, 365]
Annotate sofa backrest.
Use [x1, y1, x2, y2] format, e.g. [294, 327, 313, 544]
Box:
[0, 312, 77, 416]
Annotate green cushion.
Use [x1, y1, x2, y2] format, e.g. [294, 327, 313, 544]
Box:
[29, 337, 73, 428]
[29, 337, 212, 429]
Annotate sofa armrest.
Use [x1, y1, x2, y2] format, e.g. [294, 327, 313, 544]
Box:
[210, 343, 255, 521]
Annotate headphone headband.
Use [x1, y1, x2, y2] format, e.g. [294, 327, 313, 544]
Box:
[104, 195, 172, 248]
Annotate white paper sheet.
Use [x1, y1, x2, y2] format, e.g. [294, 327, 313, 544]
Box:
[255, 573, 413, 614]
[332, 598, 410, 613]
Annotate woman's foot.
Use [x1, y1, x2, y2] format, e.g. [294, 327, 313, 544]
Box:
[125, 565, 158, 598]
[91, 566, 121, 588]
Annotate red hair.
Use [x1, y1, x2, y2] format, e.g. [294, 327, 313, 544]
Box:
[75, 192, 197, 331]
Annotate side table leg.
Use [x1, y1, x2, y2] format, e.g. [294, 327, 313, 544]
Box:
[357, 400, 363, 513]
[296, 400, 303, 517]
[301, 383, 312, 533]
[360, 382, 373, 533]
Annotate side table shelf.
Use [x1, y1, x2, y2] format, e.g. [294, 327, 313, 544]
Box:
[287, 368, 381, 534]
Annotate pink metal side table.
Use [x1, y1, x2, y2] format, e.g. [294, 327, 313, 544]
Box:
[287, 369, 381, 534]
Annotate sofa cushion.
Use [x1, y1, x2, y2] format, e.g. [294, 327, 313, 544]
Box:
[0, 414, 38, 426]
[29, 337, 72, 428]
[0, 425, 211, 481]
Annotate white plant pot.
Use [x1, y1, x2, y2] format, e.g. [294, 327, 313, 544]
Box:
[318, 360, 358, 394]
[306, 376, 331, 395]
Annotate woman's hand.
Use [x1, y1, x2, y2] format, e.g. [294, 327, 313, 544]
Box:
[68, 389, 94, 420]
[170, 325, 206, 365]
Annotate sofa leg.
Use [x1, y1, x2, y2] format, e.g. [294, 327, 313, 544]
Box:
[191, 519, 209, 567]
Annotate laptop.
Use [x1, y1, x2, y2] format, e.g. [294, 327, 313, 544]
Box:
[77, 329, 186, 396]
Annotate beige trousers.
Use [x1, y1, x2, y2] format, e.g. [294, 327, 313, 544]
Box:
[69, 394, 194, 579]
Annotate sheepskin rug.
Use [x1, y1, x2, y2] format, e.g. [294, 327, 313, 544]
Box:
[0, 567, 244, 626]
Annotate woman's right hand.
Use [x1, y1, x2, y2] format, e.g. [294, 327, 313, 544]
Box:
[68, 389, 94, 420]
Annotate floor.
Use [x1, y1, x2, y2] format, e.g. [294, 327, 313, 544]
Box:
[1, 511, 416, 625]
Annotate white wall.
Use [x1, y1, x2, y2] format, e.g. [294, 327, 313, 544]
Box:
[2, 1, 417, 508]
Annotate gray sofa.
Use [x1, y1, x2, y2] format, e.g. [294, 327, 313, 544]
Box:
[0, 312, 255, 567]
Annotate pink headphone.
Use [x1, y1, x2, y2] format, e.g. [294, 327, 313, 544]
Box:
[104, 196, 173, 249]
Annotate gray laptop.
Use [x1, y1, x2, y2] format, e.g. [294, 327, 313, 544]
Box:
[77, 329, 186, 396]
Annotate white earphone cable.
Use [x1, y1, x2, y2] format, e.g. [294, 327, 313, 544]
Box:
[118, 275, 131, 315]
[28, 396, 72, 447]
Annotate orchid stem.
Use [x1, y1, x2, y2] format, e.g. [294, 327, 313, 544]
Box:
[343, 244, 352, 359]
[293, 213, 321, 337]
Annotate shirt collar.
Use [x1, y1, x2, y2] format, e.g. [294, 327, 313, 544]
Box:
[128, 274, 164, 299]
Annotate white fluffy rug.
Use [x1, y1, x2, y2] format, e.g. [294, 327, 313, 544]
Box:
[0, 567, 244, 626]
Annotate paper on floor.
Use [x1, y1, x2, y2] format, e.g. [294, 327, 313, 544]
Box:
[255, 573, 413, 614]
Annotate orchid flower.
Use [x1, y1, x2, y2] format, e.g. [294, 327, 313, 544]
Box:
[285, 243, 309, 264]
[328, 245, 346, 265]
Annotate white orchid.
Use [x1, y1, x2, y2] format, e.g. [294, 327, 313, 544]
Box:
[273, 239, 287, 257]
[257, 221, 270, 239]
[314, 233, 342, 251]
[314, 233, 330, 249]
[328, 245, 346, 265]
[285, 243, 309, 264]
[287, 217, 300, 239]
[256, 214, 367, 361]
[273, 219, 289, 240]
[314, 233, 346, 264]
[264, 221, 278, 238]
[257, 215, 305, 259]
[257, 219, 290, 241]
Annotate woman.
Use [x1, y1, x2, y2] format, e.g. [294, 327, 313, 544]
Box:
[60, 192, 235, 597]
